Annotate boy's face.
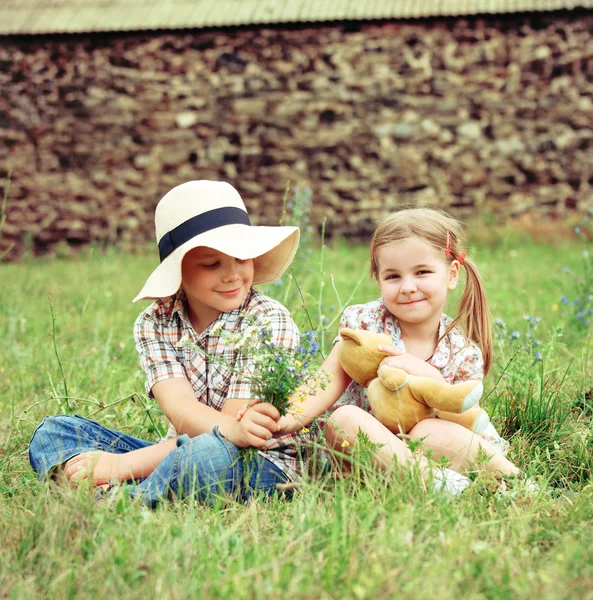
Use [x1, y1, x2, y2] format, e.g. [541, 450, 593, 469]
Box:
[181, 246, 254, 333]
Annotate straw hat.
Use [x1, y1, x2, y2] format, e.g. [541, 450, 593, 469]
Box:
[134, 180, 300, 302]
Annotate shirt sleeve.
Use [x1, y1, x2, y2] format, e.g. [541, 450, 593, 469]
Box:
[333, 304, 362, 345]
[451, 343, 484, 383]
[224, 303, 301, 400]
[134, 309, 187, 397]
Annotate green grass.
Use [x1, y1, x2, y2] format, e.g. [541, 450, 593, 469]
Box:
[2, 233, 593, 599]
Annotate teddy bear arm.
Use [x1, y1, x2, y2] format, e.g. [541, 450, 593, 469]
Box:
[436, 406, 491, 433]
[368, 376, 434, 434]
[407, 378, 483, 414]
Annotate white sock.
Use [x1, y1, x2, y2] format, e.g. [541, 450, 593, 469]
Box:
[432, 468, 471, 495]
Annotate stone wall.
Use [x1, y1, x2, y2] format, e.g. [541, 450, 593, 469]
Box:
[1, 13, 592, 256]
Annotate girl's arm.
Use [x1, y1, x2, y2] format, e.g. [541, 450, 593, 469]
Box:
[276, 344, 352, 434]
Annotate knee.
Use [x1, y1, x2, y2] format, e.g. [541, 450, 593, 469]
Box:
[408, 418, 459, 443]
[176, 433, 236, 478]
[408, 418, 437, 441]
[328, 405, 368, 436]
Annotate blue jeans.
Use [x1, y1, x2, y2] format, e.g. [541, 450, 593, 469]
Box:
[28, 414, 290, 507]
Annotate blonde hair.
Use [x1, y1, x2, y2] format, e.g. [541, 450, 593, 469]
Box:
[370, 207, 493, 375]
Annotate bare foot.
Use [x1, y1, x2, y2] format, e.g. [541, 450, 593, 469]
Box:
[63, 451, 122, 487]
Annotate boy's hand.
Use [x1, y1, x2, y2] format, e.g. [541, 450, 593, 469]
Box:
[377, 346, 444, 381]
[222, 402, 280, 448]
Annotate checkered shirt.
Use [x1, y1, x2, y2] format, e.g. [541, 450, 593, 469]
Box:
[134, 287, 306, 479]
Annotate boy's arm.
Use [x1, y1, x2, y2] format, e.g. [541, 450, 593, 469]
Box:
[152, 378, 278, 448]
[276, 344, 351, 434]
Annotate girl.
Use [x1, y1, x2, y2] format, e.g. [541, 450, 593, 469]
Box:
[273, 207, 520, 493]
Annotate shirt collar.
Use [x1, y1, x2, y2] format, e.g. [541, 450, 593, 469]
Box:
[385, 308, 457, 368]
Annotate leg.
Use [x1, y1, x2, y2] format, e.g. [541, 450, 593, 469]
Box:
[63, 437, 179, 486]
[408, 418, 519, 476]
[326, 405, 419, 470]
[131, 426, 289, 507]
[325, 406, 471, 494]
[28, 414, 154, 483]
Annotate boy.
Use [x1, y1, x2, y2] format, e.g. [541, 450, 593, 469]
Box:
[29, 180, 303, 506]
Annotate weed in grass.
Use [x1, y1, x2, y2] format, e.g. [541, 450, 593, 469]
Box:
[490, 315, 574, 446]
[557, 212, 593, 336]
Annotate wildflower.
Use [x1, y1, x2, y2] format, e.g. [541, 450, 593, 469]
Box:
[509, 331, 520, 340]
[584, 250, 589, 258]
[295, 360, 302, 367]
[210, 321, 225, 335]
[564, 267, 570, 273]
[561, 296, 569, 305]
[275, 356, 282, 363]
[176, 334, 193, 349]
[534, 352, 543, 361]
[341, 440, 350, 448]
[300, 427, 310, 434]
[575, 226, 582, 234]
[552, 304, 559, 312]
[274, 279, 283, 286]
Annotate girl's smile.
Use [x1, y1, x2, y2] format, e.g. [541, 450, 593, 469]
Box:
[375, 237, 460, 331]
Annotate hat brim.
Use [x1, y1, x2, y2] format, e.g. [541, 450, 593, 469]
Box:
[133, 224, 299, 302]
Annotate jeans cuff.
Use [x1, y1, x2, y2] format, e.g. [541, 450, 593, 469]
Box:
[176, 434, 191, 447]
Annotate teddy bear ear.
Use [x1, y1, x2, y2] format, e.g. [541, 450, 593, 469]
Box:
[339, 328, 363, 346]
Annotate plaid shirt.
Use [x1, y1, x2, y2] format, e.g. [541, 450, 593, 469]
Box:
[134, 287, 306, 479]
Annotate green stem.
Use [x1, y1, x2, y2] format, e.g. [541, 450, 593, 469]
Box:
[48, 296, 70, 411]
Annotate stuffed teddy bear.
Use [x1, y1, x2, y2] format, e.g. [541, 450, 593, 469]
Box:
[336, 328, 491, 435]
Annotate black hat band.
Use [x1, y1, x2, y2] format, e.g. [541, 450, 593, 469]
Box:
[158, 207, 251, 262]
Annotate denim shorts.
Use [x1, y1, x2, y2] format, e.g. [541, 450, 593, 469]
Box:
[29, 414, 290, 507]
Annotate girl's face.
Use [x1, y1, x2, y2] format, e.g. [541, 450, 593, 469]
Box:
[375, 237, 460, 329]
[181, 246, 254, 333]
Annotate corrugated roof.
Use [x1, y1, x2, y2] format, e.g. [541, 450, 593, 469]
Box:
[0, 0, 591, 35]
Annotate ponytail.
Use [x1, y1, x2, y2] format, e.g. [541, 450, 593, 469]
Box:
[440, 257, 493, 374]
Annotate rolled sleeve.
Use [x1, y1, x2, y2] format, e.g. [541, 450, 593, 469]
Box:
[134, 311, 186, 396]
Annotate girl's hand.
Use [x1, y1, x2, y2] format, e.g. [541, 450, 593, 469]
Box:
[377, 345, 444, 381]
[274, 414, 296, 436]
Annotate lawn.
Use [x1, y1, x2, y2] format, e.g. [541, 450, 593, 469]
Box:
[2, 221, 593, 599]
